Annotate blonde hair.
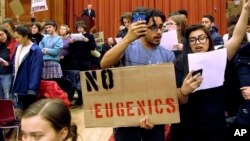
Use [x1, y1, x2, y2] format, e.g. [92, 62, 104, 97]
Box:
[169, 14, 187, 43]
[58, 24, 71, 36]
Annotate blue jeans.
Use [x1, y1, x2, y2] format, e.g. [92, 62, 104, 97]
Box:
[0, 74, 12, 99]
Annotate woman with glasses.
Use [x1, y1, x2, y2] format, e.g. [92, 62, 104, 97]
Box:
[166, 14, 187, 58]
[171, 1, 250, 140]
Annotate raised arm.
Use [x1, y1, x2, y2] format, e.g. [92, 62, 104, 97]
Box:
[100, 21, 147, 68]
[225, 0, 250, 61]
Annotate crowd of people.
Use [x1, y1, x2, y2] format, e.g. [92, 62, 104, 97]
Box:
[1, 1, 250, 141]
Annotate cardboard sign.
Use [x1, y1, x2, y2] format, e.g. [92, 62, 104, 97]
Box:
[31, 0, 48, 12]
[80, 63, 180, 127]
[226, 0, 243, 18]
[9, 0, 24, 16]
[93, 32, 104, 46]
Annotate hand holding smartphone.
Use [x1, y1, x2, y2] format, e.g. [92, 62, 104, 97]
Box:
[192, 69, 203, 76]
[133, 12, 146, 23]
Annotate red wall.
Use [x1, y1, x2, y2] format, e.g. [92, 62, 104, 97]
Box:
[66, 0, 229, 39]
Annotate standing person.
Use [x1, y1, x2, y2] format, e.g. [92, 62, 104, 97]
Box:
[82, 4, 96, 20]
[11, 25, 43, 110]
[70, 20, 96, 71]
[58, 24, 76, 101]
[39, 20, 63, 80]
[117, 12, 133, 38]
[2, 18, 18, 60]
[59, 24, 72, 70]
[69, 20, 97, 105]
[0, 26, 12, 100]
[171, 1, 250, 140]
[166, 14, 187, 57]
[31, 22, 44, 45]
[202, 15, 224, 46]
[101, 37, 115, 58]
[21, 99, 78, 141]
[101, 8, 175, 141]
[230, 42, 250, 140]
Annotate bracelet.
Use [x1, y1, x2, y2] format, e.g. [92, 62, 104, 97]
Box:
[179, 88, 188, 97]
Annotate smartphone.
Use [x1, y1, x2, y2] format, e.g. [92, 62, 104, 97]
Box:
[192, 69, 203, 76]
[133, 12, 146, 23]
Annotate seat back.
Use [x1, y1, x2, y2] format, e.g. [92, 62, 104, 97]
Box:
[0, 100, 16, 125]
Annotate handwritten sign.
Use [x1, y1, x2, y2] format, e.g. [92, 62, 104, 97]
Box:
[31, 0, 48, 12]
[80, 63, 180, 127]
[93, 32, 104, 46]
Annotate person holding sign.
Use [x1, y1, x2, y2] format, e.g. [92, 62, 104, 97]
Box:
[171, 0, 250, 140]
[101, 8, 175, 141]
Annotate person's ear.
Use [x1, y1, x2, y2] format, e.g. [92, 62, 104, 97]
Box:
[59, 127, 69, 141]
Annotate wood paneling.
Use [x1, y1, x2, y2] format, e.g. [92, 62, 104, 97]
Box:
[4, 0, 66, 26]
[66, 0, 229, 39]
[5, 0, 230, 39]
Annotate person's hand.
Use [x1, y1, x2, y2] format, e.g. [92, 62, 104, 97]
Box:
[70, 38, 75, 43]
[0, 60, 9, 66]
[42, 48, 47, 54]
[60, 56, 64, 59]
[30, 11, 35, 18]
[180, 70, 203, 96]
[82, 35, 89, 42]
[173, 43, 183, 51]
[139, 116, 154, 129]
[125, 20, 148, 42]
[243, 0, 250, 11]
[240, 86, 250, 100]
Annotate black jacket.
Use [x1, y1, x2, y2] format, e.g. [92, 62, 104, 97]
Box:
[82, 9, 96, 18]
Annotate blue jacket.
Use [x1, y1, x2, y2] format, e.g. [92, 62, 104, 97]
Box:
[11, 44, 43, 95]
[39, 35, 63, 62]
[210, 28, 224, 46]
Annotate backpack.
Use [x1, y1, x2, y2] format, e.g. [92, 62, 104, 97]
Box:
[37, 80, 70, 107]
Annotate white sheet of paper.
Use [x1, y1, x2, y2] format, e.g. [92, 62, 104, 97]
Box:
[115, 37, 122, 44]
[160, 30, 178, 50]
[188, 48, 227, 91]
[70, 33, 84, 41]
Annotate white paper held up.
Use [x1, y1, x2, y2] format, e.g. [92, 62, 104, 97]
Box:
[70, 33, 85, 41]
[188, 48, 227, 91]
[160, 30, 178, 50]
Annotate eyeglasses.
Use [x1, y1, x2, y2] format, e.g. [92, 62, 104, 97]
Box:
[188, 34, 208, 45]
[165, 22, 176, 26]
[148, 25, 165, 32]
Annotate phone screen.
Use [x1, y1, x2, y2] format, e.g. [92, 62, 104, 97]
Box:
[133, 12, 146, 23]
[192, 69, 203, 76]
